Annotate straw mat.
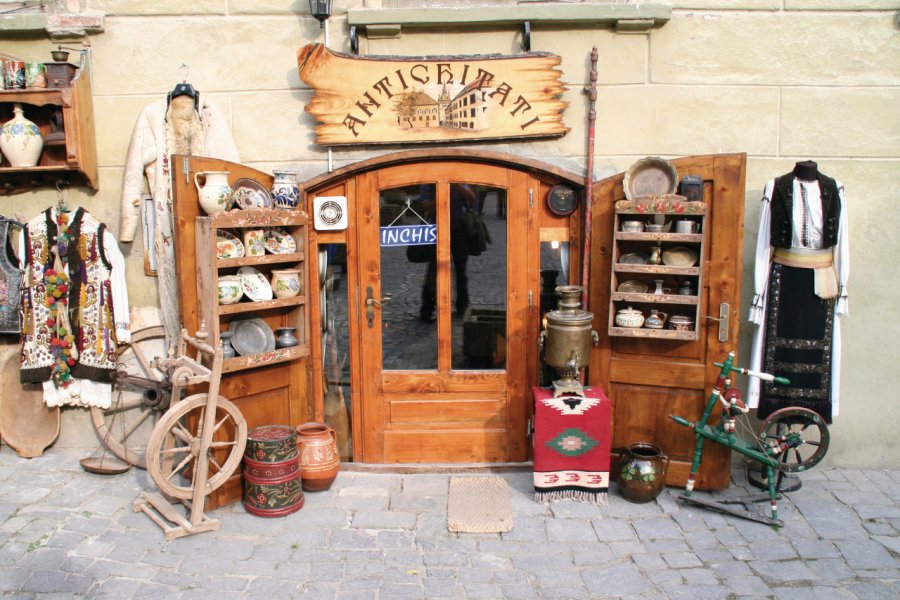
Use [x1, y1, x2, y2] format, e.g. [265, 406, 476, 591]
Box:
[447, 476, 513, 533]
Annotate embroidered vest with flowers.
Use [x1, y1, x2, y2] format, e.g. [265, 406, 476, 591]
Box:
[20, 208, 119, 386]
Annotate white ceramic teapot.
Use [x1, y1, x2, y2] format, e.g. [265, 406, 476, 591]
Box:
[194, 171, 233, 215]
[615, 306, 644, 328]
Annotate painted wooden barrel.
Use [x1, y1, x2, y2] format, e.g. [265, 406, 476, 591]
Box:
[242, 424, 304, 517]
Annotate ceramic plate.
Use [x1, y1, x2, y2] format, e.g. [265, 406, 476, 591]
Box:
[232, 178, 274, 210]
[619, 252, 649, 265]
[617, 279, 649, 293]
[228, 314, 275, 356]
[662, 246, 698, 267]
[216, 230, 245, 259]
[264, 227, 296, 254]
[238, 266, 274, 302]
[623, 157, 678, 200]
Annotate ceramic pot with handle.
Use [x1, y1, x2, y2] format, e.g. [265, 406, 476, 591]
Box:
[615, 306, 644, 328]
[618, 442, 669, 503]
[296, 422, 340, 491]
[644, 309, 667, 330]
[194, 171, 233, 215]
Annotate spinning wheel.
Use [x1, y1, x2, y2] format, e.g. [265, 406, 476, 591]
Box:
[759, 407, 829, 473]
[145, 393, 247, 500]
[90, 325, 171, 468]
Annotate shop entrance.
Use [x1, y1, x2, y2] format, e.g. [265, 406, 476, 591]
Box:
[354, 163, 531, 463]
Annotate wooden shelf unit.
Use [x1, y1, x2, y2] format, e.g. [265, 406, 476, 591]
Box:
[0, 65, 98, 194]
[608, 198, 707, 341]
[196, 209, 310, 374]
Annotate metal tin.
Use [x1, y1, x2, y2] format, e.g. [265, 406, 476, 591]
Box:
[242, 425, 304, 517]
[668, 315, 695, 331]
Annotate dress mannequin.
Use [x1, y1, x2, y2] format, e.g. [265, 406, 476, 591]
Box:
[747, 161, 849, 423]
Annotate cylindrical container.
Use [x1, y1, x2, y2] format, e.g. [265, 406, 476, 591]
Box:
[617, 442, 669, 503]
[296, 422, 340, 491]
[24, 63, 46, 88]
[271, 170, 300, 209]
[242, 424, 304, 517]
[3, 61, 25, 89]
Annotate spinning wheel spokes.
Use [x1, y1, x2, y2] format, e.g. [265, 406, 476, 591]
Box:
[759, 407, 829, 473]
[90, 325, 171, 469]
[146, 393, 247, 500]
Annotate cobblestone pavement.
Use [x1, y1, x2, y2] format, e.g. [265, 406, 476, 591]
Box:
[0, 447, 897, 599]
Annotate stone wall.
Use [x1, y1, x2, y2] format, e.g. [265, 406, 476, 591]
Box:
[1, 0, 898, 466]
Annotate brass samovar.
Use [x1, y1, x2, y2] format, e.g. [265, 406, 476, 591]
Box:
[538, 285, 599, 397]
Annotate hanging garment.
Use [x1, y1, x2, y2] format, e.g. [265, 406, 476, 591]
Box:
[119, 94, 239, 345]
[0, 217, 24, 335]
[747, 173, 849, 423]
[19, 208, 130, 408]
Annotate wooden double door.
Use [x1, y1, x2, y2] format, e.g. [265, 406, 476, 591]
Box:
[352, 163, 532, 463]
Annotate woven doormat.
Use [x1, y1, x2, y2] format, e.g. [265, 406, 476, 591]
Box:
[447, 476, 513, 533]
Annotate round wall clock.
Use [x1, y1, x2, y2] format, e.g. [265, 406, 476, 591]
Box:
[546, 185, 579, 216]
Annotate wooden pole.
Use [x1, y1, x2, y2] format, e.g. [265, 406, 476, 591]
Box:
[581, 47, 599, 308]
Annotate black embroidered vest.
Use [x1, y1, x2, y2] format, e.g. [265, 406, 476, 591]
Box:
[0, 218, 24, 335]
[769, 171, 841, 249]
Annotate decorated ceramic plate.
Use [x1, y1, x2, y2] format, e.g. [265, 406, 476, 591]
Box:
[228, 314, 275, 356]
[216, 230, 245, 259]
[662, 246, 698, 267]
[232, 178, 274, 210]
[238, 266, 274, 302]
[619, 252, 649, 265]
[617, 279, 649, 293]
[264, 227, 296, 254]
[623, 157, 678, 200]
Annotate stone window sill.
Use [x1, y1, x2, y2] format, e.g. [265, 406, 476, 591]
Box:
[0, 10, 105, 39]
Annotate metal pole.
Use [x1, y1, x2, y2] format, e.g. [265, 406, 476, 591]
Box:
[580, 47, 598, 309]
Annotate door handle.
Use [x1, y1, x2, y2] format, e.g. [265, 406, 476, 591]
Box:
[365, 286, 390, 328]
[704, 302, 730, 343]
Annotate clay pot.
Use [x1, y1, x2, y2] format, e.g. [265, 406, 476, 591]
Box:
[617, 442, 669, 503]
[296, 422, 340, 491]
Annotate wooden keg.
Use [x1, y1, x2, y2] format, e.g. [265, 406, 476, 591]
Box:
[242, 424, 304, 517]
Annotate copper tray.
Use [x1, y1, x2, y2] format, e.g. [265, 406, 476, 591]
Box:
[624, 157, 678, 200]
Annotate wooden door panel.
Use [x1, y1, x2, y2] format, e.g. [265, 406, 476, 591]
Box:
[591, 154, 746, 491]
[384, 430, 508, 463]
[382, 371, 506, 393]
[389, 398, 505, 424]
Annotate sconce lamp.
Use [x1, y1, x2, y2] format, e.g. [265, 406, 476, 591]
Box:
[309, 0, 333, 29]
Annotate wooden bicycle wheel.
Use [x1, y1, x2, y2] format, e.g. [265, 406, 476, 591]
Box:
[759, 407, 829, 473]
[146, 394, 247, 500]
[90, 325, 170, 468]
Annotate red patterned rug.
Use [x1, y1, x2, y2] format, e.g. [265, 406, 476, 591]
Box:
[533, 386, 611, 504]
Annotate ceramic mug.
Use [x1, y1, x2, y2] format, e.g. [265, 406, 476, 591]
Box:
[675, 220, 699, 234]
[243, 229, 265, 257]
[24, 63, 46, 88]
[4, 61, 25, 90]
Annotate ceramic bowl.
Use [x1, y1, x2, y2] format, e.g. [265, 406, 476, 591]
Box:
[218, 275, 244, 305]
[271, 269, 301, 299]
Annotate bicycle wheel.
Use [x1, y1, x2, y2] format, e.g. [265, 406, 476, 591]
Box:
[90, 325, 171, 468]
[145, 394, 247, 500]
[759, 407, 829, 473]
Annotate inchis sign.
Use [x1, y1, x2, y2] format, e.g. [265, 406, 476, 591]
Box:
[297, 44, 569, 146]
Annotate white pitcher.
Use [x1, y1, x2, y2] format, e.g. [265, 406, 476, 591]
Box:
[194, 171, 233, 215]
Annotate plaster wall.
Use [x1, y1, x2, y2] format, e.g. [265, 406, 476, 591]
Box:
[0, 1, 897, 467]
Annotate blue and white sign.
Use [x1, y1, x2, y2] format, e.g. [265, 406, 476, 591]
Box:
[380, 224, 436, 247]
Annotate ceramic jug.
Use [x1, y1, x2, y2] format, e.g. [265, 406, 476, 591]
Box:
[644, 309, 667, 330]
[271, 170, 300, 210]
[194, 171, 233, 215]
[296, 422, 340, 491]
[618, 442, 669, 503]
[1, 104, 43, 167]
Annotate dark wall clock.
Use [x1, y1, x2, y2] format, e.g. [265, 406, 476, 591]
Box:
[546, 184, 579, 216]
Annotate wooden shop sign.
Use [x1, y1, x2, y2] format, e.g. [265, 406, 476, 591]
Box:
[297, 44, 569, 146]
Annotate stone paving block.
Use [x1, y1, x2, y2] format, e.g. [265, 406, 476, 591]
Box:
[424, 576, 463, 598]
[304, 559, 344, 582]
[602, 497, 663, 519]
[151, 570, 197, 588]
[751, 559, 818, 584]
[607, 540, 646, 556]
[499, 514, 546, 542]
[725, 574, 772, 596]
[194, 574, 253, 591]
[659, 583, 733, 599]
[389, 492, 446, 512]
[227, 557, 279, 577]
[347, 473, 403, 491]
[749, 539, 798, 561]
[423, 550, 469, 567]
[771, 587, 855, 600]
[91, 577, 143, 598]
[337, 575, 381, 591]
[401, 475, 449, 495]
[647, 567, 684, 587]
[245, 575, 304, 595]
[336, 491, 390, 510]
[0, 566, 30, 591]
[855, 504, 900, 520]
[580, 563, 653, 596]
[872, 534, 900, 555]
[679, 566, 721, 585]
[805, 557, 856, 582]
[847, 581, 900, 600]
[645, 539, 689, 553]
[707, 558, 753, 578]
[863, 521, 897, 536]
[632, 552, 666, 571]
[378, 582, 426, 598]
[791, 538, 840, 560]
[352, 508, 418, 530]
[331, 528, 380, 550]
[284, 524, 331, 548]
[631, 518, 685, 541]
[546, 518, 599, 542]
[590, 517, 635, 541]
[499, 582, 539, 600]
[534, 584, 590, 599]
[464, 582, 505, 598]
[133, 583, 187, 599]
[16, 545, 67, 569]
[571, 543, 615, 566]
[548, 500, 605, 519]
[662, 550, 703, 568]
[336, 590, 378, 600]
[183, 591, 242, 600]
[836, 539, 898, 570]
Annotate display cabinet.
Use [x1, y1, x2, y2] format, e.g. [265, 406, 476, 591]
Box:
[0, 61, 97, 194]
[608, 196, 707, 341]
[195, 209, 310, 373]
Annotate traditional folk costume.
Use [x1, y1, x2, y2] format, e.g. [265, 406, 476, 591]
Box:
[119, 91, 239, 345]
[747, 168, 849, 423]
[0, 216, 24, 335]
[19, 208, 130, 408]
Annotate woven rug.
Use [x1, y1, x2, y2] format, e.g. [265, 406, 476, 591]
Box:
[533, 386, 611, 504]
[447, 476, 513, 533]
